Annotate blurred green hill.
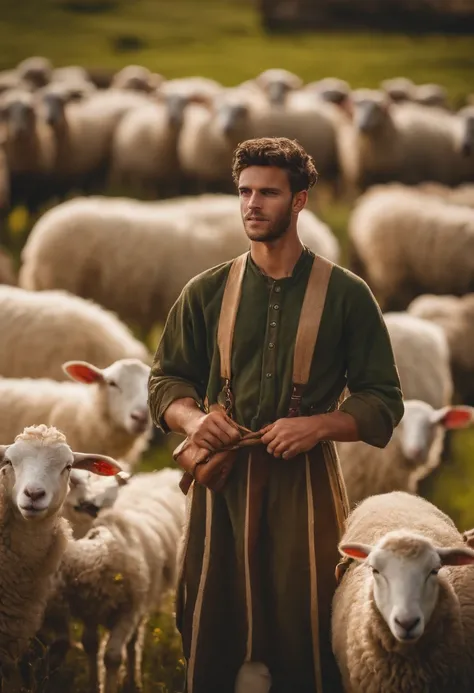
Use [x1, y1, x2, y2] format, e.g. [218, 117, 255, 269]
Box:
[0, 0, 473, 105]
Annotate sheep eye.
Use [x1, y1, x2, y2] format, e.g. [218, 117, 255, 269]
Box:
[430, 568, 439, 576]
[372, 567, 380, 575]
[65, 464, 72, 472]
[107, 380, 118, 388]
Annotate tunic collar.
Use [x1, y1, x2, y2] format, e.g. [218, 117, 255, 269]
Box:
[247, 245, 314, 286]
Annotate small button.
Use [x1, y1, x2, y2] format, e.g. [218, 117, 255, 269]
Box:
[266, 372, 272, 378]
[270, 321, 276, 328]
[273, 304, 280, 310]
[268, 342, 275, 349]
[274, 286, 281, 293]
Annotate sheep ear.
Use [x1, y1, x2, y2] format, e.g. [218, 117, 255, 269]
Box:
[339, 542, 373, 561]
[62, 361, 104, 384]
[431, 406, 474, 429]
[437, 546, 474, 566]
[116, 471, 130, 486]
[72, 452, 122, 477]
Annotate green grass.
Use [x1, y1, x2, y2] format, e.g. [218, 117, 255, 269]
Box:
[0, 0, 473, 105]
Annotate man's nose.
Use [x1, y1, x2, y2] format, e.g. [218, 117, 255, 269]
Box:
[248, 194, 262, 209]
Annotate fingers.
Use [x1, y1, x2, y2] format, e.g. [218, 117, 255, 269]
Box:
[212, 415, 241, 444]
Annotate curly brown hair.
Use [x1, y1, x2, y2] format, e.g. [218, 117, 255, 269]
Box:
[232, 137, 318, 193]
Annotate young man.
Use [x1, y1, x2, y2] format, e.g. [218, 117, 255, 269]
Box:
[148, 137, 404, 693]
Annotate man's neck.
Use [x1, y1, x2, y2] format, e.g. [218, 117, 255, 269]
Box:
[250, 235, 305, 280]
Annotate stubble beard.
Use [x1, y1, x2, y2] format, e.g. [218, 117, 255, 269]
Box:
[244, 203, 293, 243]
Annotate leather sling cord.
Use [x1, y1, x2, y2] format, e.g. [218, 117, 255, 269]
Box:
[177, 251, 334, 493]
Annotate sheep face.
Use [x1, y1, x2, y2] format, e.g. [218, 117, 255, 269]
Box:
[63, 358, 152, 436]
[399, 401, 474, 464]
[215, 101, 249, 138]
[352, 90, 390, 133]
[340, 531, 474, 644]
[40, 89, 67, 127]
[64, 468, 128, 537]
[0, 431, 122, 521]
[3, 94, 36, 138]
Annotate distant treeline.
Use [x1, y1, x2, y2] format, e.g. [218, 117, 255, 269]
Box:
[259, 0, 474, 33]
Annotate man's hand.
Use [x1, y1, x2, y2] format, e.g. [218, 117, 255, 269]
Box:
[188, 409, 241, 451]
[260, 417, 322, 459]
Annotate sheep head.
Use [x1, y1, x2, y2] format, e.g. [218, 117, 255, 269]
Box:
[62, 358, 152, 437]
[339, 530, 474, 644]
[398, 400, 474, 465]
[0, 424, 121, 521]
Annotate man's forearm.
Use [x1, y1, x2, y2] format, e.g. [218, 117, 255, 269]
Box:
[163, 397, 206, 437]
[314, 410, 360, 443]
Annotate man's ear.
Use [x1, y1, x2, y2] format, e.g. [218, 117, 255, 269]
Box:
[293, 190, 308, 214]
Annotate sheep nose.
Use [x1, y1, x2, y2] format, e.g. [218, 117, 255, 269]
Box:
[131, 409, 149, 425]
[395, 616, 420, 633]
[24, 487, 46, 501]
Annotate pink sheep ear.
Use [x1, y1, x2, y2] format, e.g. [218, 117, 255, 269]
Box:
[339, 542, 372, 561]
[72, 453, 122, 476]
[437, 546, 474, 566]
[62, 361, 104, 384]
[432, 406, 474, 429]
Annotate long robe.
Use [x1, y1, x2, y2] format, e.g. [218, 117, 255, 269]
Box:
[148, 247, 404, 693]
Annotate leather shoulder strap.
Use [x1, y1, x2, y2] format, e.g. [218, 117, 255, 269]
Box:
[293, 255, 334, 386]
[217, 253, 248, 380]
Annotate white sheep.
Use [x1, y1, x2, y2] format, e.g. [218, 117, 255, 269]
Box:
[19, 194, 340, 329]
[110, 65, 164, 93]
[337, 89, 462, 192]
[0, 358, 152, 465]
[337, 311, 462, 505]
[61, 468, 185, 693]
[332, 491, 474, 693]
[413, 83, 449, 109]
[109, 91, 195, 198]
[0, 424, 121, 684]
[347, 184, 474, 311]
[177, 87, 268, 192]
[16, 56, 53, 90]
[339, 400, 474, 507]
[415, 181, 474, 208]
[0, 286, 150, 380]
[304, 77, 351, 106]
[36, 87, 150, 198]
[408, 293, 474, 404]
[62, 468, 130, 539]
[380, 76, 416, 103]
[251, 68, 303, 106]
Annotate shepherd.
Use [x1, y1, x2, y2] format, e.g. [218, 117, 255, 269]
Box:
[148, 137, 404, 693]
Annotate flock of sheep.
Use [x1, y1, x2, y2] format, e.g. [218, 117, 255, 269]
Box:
[1, 55, 474, 693]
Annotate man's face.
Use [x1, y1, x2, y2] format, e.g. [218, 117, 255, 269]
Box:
[238, 166, 302, 242]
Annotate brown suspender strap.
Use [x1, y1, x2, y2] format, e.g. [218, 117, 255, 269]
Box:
[216, 251, 333, 417]
[288, 255, 334, 416]
[217, 252, 248, 382]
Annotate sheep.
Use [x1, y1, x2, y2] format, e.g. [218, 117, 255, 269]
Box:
[251, 68, 303, 106]
[415, 182, 474, 208]
[0, 89, 56, 211]
[0, 70, 21, 96]
[332, 491, 474, 693]
[304, 77, 351, 107]
[160, 75, 223, 101]
[338, 400, 474, 507]
[19, 194, 340, 329]
[62, 468, 130, 539]
[36, 87, 150, 198]
[413, 83, 449, 109]
[337, 89, 462, 192]
[337, 311, 459, 505]
[0, 286, 150, 380]
[0, 358, 152, 465]
[111, 65, 164, 93]
[0, 424, 121, 685]
[109, 91, 195, 198]
[408, 293, 474, 404]
[16, 56, 53, 90]
[61, 468, 185, 693]
[380, 76, 416, 103]
[177, 87, 268, 192]
[347, 185, 474, 311]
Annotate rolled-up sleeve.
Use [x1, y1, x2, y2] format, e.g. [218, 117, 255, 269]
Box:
[338, 276, 404, 447]
[148, 281, 208, 433]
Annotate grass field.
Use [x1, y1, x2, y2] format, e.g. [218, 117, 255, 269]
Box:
[1, 1, 474, 690]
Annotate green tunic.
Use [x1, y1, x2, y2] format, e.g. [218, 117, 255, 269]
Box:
[148, 247, 404, 693]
